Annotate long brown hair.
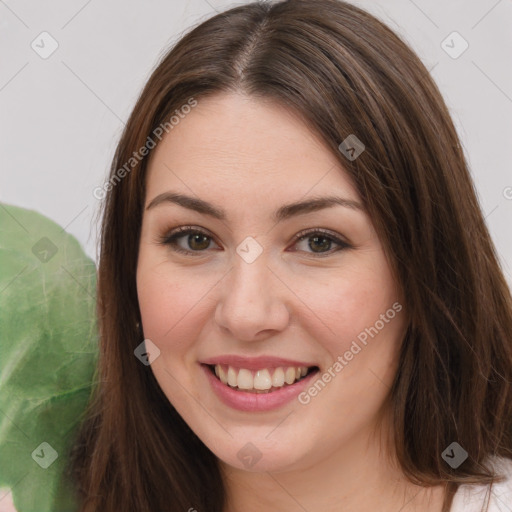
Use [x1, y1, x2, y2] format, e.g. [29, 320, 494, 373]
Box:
[69, 1, 512, 510]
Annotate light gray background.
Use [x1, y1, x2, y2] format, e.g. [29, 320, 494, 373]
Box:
[1, 0, 511, 288]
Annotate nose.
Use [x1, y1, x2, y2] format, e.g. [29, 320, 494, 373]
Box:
[214, 256, 290, 342]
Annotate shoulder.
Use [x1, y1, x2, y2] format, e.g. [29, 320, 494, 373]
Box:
[451, 456, 512, 512]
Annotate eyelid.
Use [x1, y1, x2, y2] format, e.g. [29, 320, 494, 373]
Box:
[292, 227, 349, 245]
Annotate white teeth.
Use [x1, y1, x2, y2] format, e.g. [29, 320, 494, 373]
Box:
[237, 369, 253, 390]
[227, 366, 238, 387]
[254, 369, 272, 390]
[272, 367, 285, 387]
[218, 365, 228, 384]
[285, 367, 296, 385]
[212, 364, 310, 392]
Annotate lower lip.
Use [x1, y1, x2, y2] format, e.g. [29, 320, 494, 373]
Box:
[201, 364, 319, 412]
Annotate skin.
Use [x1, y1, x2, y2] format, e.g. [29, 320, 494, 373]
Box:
[0, 488, 16, 512]
[136, 92, 446, 511]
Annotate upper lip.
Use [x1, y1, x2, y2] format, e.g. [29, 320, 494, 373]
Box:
[200, 355, 318, 370]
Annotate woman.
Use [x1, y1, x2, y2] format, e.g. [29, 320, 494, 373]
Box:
[70, 1, 512, 510]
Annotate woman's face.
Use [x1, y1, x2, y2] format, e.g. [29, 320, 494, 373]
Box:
[136, 92, 407, 473]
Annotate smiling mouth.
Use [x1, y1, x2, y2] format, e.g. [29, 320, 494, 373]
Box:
[206, 364, 319, 393]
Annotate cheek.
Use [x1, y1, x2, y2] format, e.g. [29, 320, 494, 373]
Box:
[296, 267, 405, 446]
[136, 263, 205, 353]
[298, 258, 402, 360]
[136, 265, 208, 407]
[136, 258, 233, 380]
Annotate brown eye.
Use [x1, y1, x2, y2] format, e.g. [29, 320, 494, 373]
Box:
[159, 226, 219, 254]
[158, 226, 350, 258]
[186, 233, 211, 251]
[291, 229, 350, 256]
[306, 235, 332, 253]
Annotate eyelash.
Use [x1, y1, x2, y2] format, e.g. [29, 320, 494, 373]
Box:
[157, 225, 351, 257]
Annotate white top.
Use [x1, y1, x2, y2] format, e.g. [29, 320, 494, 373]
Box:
[451, 456, 512, 511]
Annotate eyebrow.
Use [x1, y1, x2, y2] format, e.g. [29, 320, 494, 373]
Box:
[145, 192, 364, 222]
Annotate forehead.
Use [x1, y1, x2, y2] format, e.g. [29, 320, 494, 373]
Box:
[145, 92, 360, 206]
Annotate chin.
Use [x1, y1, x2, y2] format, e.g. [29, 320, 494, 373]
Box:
[221, 449, 304, 473]
[203, 430, 311, 473]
